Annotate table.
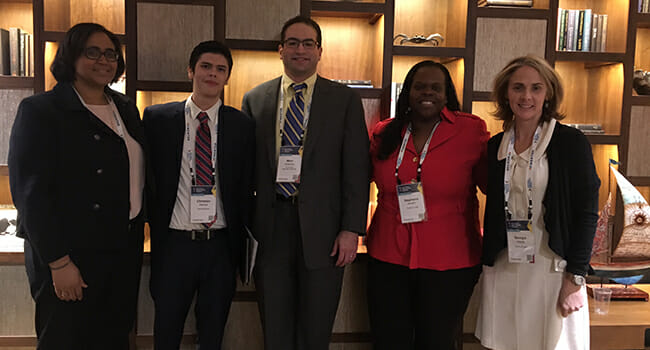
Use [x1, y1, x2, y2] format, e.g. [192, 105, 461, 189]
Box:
[590, 284, 650, 349]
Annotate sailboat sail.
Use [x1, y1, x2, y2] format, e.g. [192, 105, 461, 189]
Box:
[610, 166, 650, 259]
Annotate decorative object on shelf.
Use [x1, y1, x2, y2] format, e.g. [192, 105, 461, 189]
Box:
[591, 160, 650, 300]
[331, 79, 373, 89]
[633, 69, 650, 95]
[640, 0, 649, 13]
[0, 217, 16, 236]
[478, 0, 533, 7]
[565, 123, 604, 134]
[393, 33, 444, 46]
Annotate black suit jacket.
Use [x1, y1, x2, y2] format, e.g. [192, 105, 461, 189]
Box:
[9, 82, 145, 296]
[143, 101, 255, 268]
[482, 123, 600, 276]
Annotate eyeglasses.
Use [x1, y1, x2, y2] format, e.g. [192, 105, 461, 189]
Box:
[282, 38, 319, 50]
[83, 46, 119, 62]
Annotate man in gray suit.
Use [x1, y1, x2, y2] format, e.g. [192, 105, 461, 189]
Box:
[241, 15, 370, 350]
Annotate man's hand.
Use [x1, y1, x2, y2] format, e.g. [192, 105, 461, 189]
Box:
[330, 230, 359, 267]
[50, 255, 88, 301]
[557, 273, 585, 317]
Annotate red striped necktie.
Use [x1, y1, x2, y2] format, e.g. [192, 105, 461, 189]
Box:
[195, 111, 216, 228]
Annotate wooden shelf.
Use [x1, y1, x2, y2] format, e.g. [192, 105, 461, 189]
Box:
[629, 177, 650, 186]
[0, 76, 33, 89]
[311, 1, 385, 15]
[392, 45, 465, 57]
[136, 81, 192, 92]
[635, 12, 650, 27]
[476, 6, 551, 19]
[631, 95, 650, 105]
[354, 87, 383, 99]
[0, 165, 7, 176]
[555, 51, 626, 62]
[472, 91, 492, 101]
[586, 134, 620, 144]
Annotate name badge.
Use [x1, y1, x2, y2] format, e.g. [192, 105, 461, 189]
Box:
[276, 146, 302, 183]
[397, 182, 427, 224]
[190, 185, 217, 223]
[506, 220, 535, 263]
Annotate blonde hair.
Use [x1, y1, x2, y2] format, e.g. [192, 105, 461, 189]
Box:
[491, 55, 565, 130]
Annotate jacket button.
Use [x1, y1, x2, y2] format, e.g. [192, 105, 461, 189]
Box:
[93, 203, 101, 210]
[96, 168, 103, 175]
[94, 134, 101, 141]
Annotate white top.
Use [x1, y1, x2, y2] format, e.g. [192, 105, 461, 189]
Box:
[86, 103, 144, 220]
[169, 96, 227, 230]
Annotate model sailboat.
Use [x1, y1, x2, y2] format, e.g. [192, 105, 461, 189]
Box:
[590, 162, 650, 299]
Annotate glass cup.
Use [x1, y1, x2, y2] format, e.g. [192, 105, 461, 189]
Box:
[593, 287, 613, 315]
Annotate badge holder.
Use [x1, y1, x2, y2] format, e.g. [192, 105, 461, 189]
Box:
[276, 145, 302, 183]
[397, 182, 427, 224]
[506, 220, 535, 263]
[190, 185, 217, 223]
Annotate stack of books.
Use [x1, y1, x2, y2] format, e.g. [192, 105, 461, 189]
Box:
[565, 123, 605, 135]
[478, 0, 533, 7]
[640, 0, 649, 13]
[0, 27, 34, 77]
[332, 79, 373, 89]
[556, 9, 608, 52]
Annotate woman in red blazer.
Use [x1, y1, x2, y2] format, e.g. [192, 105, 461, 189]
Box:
[367, 60, 488, 349]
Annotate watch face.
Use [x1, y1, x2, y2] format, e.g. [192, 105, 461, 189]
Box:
[573, 275, 586, 286]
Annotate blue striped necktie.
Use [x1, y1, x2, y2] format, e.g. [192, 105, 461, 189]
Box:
[277, 83, 307, 198]
[195, 112, 216, 227]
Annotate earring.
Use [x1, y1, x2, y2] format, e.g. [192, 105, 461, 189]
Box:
[544, 101, 549, 109]
[406, 106, 412, 114]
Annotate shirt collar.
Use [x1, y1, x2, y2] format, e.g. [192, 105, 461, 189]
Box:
[440, 106, 456, 124]
[186, 94, 222, 122]
[282, 72, 317, 96]
[497, 118, 557, 161]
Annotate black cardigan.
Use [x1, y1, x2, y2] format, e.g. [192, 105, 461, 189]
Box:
[481, 122, 600, 276]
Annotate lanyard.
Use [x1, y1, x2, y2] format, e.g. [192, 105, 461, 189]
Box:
[395, 121, 440, 185]
[183, 103, 218, 186]
[278, 77, 313, 145]
[503, 125, 542, 222]
[73, 87, 125, 139]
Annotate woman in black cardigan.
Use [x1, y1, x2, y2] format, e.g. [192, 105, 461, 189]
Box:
[475, 55, 600, 350]
[9, 23, 145, 349]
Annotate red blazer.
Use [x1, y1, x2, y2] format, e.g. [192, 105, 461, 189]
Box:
[368, 107, 489, 270]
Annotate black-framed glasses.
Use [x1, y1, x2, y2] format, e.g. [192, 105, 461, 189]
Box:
[282, 38, 319, 49]
[83, 46, 119, 62]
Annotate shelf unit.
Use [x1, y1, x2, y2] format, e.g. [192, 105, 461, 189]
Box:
[1, 0, 650, 348]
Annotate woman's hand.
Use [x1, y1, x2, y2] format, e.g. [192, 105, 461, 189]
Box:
[557, 273, 586, 317]
[49, 255, 88, 301]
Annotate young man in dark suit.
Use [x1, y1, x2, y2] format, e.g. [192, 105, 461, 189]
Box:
[241, 16, 370, 350]
[143, 40, 254, 350]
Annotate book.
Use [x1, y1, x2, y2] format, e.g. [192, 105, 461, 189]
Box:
[566, 10, 576, 51]
[29, 33, 34, 76]
[8, 27, 20, 76]
[591, 14, 599, 52]
[600, 14, 608, 52]
[596, 14, 604, 52]
[478, 0, 533, 6]
[582, 9, 592, 52]
[576, 10, 585, 51]
[0, 29, 9, 75]
[389, 82, 403, 119]
[20, 31, 26, 76]
[557, 9, 565, 51]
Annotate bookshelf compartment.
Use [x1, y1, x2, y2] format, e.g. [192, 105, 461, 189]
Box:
[0, 1, 33, 35]
[0, 88, 32, 165]
[136, 91, 191, 119]
[224, 50, 284, 110]
[137, 2, 213, 82]
[312, 15, 384, 88]
[558, 0, 629, 53]
[394, 0, 467, 49]
[635, 27, 650, 71]
[554, 61, 623, 135]
[44, 0, 124, 34]
[225, 0, 298, 41]
[627, 106, 650, 177]
[0, 1, 34, 78]
[473, 17, 547, 92]
[393, 56, 464, 108]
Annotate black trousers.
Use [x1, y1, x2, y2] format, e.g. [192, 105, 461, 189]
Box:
[151, 228, 235, 350]
[367, 257, 481, 350]
[26, 218, 144, 350]
[254, 199, 344, 350]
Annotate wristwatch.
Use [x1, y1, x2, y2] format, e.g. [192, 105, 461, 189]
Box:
[570, 273, 586, 286]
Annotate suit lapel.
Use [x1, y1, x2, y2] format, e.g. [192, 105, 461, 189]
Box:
[217, 104, 227, 191]
[302, 76, 327, 162]
[262, 79, 281, 174]
[171, 102, 185, 185]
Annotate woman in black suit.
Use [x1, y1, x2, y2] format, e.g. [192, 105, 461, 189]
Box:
[8, 23, 145, 349]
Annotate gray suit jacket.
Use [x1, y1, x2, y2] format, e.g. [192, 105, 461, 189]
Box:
[242, 76, 370, 269]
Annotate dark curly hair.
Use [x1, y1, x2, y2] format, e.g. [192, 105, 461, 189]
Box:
[376, 60, 460, 160]
[50, 22, 124, 84]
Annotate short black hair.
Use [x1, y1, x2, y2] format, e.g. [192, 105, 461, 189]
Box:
[280, 16, 322, 47]
[188, 40, 233, 78]
[50, 22, 124, 84]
